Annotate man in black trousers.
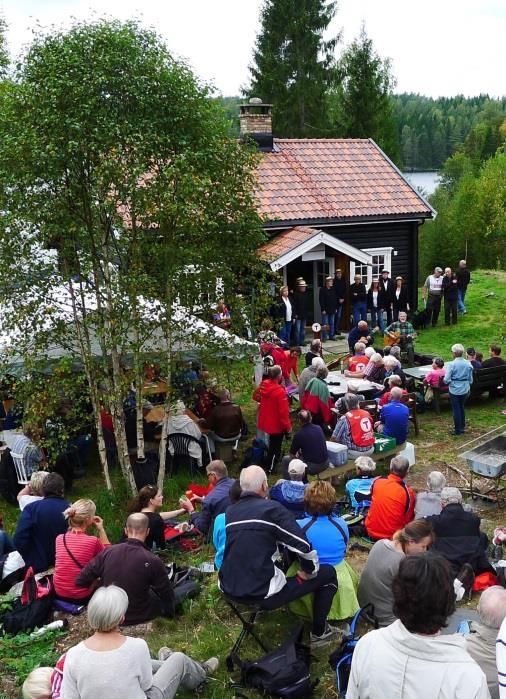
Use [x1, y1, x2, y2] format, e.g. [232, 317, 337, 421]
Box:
[379, 269, 394, 326]
[442, 267, 458, 325]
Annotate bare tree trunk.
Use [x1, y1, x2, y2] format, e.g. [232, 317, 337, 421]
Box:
[133, 321, 145, 460]
[157, 300, 173, 489]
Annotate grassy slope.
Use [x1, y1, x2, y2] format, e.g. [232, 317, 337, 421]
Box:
[1, 270, 506, 697]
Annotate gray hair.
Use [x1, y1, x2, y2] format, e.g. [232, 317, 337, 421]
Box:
[343, 393, 360, 410]
[240, 465, 267, 493]
[268, 365, 282, 379]
[354, 342, 366, 353]
[87, 585, 129, 632]
[28, 470, 49, 496]
[354, 456, 376, 474]
[316, 365, 329, 379]
[383, 356, 398, 369]
[390, 456, 410, 478]
[389, 345, 401, 359]
[388, 374, 402, 387]
[451, 344, 465, 357]
[478, 586, 506, 628]
[206, 459, 228, 479]
[441, 486, 463, 505]
[220, 389, 231, 401]
[370, 353, 383, 364]
[426, 471, 446, 493]
[311, 356, 325, 369]
[22, 667, 53, 699]
[390, 386, 403, 401]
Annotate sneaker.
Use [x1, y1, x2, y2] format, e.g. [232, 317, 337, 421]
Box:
[200, 657, 219, 675]
[457, 563, 475, 600]
[310, 623, 339, 648]
[157, 647, 174, 661]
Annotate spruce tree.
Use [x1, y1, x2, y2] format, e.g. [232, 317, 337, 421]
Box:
[335, 25, 400, 162]
[246, 0, 338, 137]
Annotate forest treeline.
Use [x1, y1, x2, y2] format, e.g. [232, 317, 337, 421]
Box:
[218, 93, 506, 172]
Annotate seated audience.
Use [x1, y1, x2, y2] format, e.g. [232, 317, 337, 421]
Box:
[54, 499, 110, 603]
[270, 459, 308, 516]
[9, 425, 47, 479]
[375, 387, 410, 445]
[347, 321, 374, 354]
[282, 410, 329, 477]
[363, 353, 385, 384]
[358, 519, 433, 627]
[349, 554, 489, 698]
[189, 460, 235, 537]
[127, 485, 193, 550]
[76, 513, 175, 625]
[14, 473, 70, 573]
[61, 585, 217, 698]
[305, 339, 322, 367]
[414, 471, 446, 518]
[427, 486, 494, 576]
[384, 311, 417, 364]
[298, 356, 325, 396]
[482, 343, 505, 368]
[330, 393, 375, 459]
[219, 465, 338, 646]
[202, 389, 244, 444]
[378, 374, 407, 406]
[466, 585, 506, 699]
[345, 456, 377, 509]
[16, 470, 49, 511]
[423, 356, 447, 404]
[293, 481, 359, 621]
[167, 400, 203, 468]
[212, 480, 242, 570]
[300, 364, 334, 426]
[382, 355, 406, 387]
[22, 659, 64, 699]
[365, 456, 415, 540]
[346, 342, 368, 375]
[466, 347, 482, 369]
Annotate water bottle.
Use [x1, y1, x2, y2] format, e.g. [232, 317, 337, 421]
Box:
[30, 618, 68, 637]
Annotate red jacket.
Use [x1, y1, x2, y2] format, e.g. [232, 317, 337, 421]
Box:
[271, 347, 289, 377]
[365, 473, 415, 540]
[253, 379, 292, 435]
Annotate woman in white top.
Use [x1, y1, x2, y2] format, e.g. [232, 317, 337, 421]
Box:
[277, 285, 293, 344]
[392, 276, 410, 321]
[60, 585, 217, 699]
[367, 279, 384, 332]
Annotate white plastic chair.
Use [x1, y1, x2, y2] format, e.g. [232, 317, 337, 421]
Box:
[10, 451, 29, 485]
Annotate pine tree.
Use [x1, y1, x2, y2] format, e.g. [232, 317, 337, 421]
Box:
[335, 25, 400, 162]
[246, 0, 338, 137]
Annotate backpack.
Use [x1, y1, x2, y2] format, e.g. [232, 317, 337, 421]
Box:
[232, 624, 316, 698]
[240, 438, 268, 469]
[329, 605, 379, 697]
[0, 551, 26, 593]
[1, 567, 54, 635]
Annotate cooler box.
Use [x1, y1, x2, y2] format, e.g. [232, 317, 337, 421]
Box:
[326, 442, 348, 466]
[373, 433, 396, 454]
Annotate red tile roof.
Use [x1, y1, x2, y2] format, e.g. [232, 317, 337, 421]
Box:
[256, 139, 433, 223]
[258, 226, 319, 262]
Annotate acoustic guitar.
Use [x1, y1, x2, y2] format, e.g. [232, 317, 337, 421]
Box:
[383, 331, 401, 348]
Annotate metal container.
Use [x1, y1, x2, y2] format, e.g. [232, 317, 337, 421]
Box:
[461, 432, 506, 478]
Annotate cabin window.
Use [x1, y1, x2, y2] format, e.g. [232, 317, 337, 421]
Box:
[349, 247, 393, 288]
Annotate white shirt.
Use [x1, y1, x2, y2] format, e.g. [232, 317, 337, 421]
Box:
[282, 296, 292, 322]
[372, 291, 378, 307]
[396, 288, 401, 300]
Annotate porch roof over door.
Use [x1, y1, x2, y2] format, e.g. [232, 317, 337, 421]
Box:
[259, 226, 372, 271]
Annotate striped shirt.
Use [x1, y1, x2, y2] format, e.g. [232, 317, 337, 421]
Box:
[54, 532, 106, 600]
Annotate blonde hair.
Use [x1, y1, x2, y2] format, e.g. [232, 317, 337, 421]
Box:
[29, 470, 49, 496]
[64, 499, 96, 528]
[22, 667, 53, 699]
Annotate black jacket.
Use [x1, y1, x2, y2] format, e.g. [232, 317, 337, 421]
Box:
[427, 504, 491, 575]
[292, 290, 310, 319]
[219, 492, 318, 600]
[379, 278, 394, 307]
[442, 274, 459, 300]
[76, 538, 174, 625]
[392, 286, 410, 312]
[349, 283, 367, 305]
[333, 277, 347, 303]
[270, 295, 294, 322]
[456, 268, 471, 291]
[367, 289, 381, 310]
[348, 325, 374, 353]
[319, 286, 337, 314]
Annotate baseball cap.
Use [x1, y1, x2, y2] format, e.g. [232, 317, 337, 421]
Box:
[435, 266, 443, 273]
[288, 459, 307, 476]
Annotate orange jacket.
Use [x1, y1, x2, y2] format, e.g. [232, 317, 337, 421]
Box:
[365, 473, 415, 540]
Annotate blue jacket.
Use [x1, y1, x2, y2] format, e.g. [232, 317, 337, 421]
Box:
[270, 480, 307, 516]
[444, 358, 473, 396]
[191, 477, 235, 536]
[297, 513, 349, 566]
[13, 496, 70, 573]
[212, 512, 226, 570]
[381, 401, 409, 445]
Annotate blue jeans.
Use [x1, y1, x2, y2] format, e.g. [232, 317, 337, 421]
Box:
[321, 312, 335, 340]
[369, 308, 385, 332]
[457, 288, 467, 314]
[279, 320, 292, 344]
[449, 392, 468, 434]
[335, 304, 343, 334]
[353, 302, 367, 325]
[295, 319, 306, 346]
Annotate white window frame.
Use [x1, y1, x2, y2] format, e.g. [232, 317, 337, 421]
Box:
[349, 247, 393, 288]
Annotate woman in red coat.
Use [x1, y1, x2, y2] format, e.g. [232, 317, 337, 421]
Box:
[253, 365, 292, 472]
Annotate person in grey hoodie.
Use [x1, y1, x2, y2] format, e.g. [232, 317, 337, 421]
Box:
[348, 553, 489, 699]
[269, 459, 308, 516]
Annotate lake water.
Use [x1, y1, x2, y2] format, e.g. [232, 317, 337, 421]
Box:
[402, 171, 441, 197]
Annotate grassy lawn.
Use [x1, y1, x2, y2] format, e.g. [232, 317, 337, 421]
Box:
[0, 269, 505, 697]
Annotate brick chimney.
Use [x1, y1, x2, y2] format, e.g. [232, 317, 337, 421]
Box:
[239, 98, 273, 152]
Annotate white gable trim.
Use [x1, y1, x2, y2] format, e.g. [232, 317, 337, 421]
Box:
[270, 230, 372, 271]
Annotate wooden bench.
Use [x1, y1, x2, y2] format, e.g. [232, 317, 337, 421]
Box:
[470, 365, 506, 397]
[310, 442, 405, 482]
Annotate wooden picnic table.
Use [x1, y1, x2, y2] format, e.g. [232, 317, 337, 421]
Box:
[142, 380, 168, 396]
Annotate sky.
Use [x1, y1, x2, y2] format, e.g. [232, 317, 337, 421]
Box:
[1, 0, 505, 99]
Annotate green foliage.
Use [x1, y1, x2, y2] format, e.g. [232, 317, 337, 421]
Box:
[0, 16, 8, 78]
[330, 25, 399, 163]
[0, 628, 65, 685]
[246, 0, 338, 137]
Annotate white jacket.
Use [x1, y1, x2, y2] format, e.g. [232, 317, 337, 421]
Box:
[347, 619, 490, 699]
